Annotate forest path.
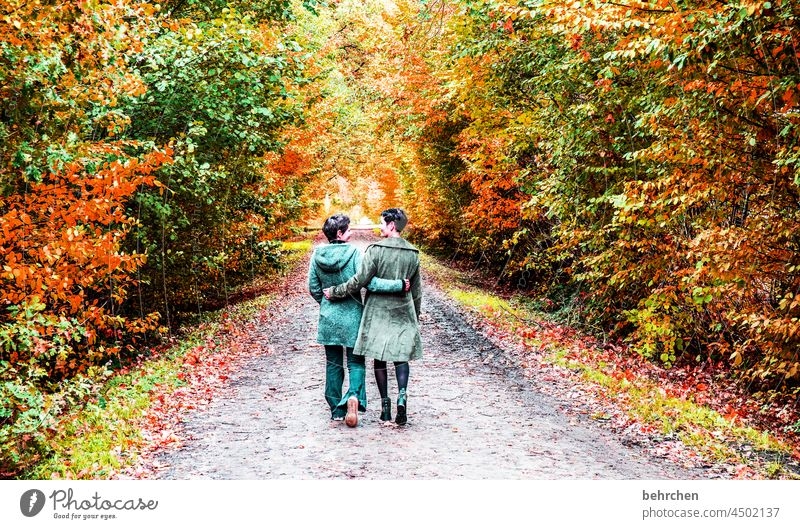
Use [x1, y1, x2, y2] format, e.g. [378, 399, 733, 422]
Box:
[154, 231, 707, 479]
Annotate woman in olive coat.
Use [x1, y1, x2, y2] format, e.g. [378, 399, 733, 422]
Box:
[308, 214, 405, 427]
[325, 208, 422, 425]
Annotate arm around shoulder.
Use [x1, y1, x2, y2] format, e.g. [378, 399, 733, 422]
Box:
[330, 246, 378, 298]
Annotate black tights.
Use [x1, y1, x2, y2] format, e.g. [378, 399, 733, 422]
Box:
[373, 360, 409, 399]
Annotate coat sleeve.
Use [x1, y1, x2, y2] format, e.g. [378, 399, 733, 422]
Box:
[410, 258, 422, 320]
[330, 246, 378, 298]
[367, 277, 404, 293]
[308, 252, 323, 304]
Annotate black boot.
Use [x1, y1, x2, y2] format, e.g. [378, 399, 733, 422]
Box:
[395, 389, 407, 426]
[380, 397, 392, 421]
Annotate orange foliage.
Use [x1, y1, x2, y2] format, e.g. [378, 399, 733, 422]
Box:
[0, 146, 171, 375]
[1, 0, 171, 377]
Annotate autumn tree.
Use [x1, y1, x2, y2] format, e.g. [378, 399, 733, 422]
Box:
[379, 0, 800, 390]
[0, 0, 323, 474]
[1, 0, 172, 471]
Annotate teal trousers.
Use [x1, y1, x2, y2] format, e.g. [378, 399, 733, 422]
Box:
[324, 345, 367, 417]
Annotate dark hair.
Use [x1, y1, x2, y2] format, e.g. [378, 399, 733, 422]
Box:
[322, 214, 350, 242]
[381, 208, 408, 232]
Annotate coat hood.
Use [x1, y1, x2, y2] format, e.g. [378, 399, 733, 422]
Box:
[313, 243, 358, 273]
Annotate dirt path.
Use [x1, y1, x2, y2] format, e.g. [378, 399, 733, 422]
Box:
[154, 233, 708, 479]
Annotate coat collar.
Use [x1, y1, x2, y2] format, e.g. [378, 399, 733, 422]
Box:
[370, 237, 419, 252]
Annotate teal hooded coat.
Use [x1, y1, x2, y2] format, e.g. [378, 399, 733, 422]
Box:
[308, 241, 404, 348]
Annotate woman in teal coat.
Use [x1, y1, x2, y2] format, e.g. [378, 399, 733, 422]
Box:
[308, 214, 406, 427]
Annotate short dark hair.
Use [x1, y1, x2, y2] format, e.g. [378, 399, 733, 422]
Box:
[322, 214, 350, 242]
[381, 208, 408, 232]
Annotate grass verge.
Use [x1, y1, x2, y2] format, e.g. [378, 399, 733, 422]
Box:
[421, 254, 799, 478]
[24, 240, 310, 479]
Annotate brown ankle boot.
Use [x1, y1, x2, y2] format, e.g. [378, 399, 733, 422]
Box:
[345, 396, 359, 427]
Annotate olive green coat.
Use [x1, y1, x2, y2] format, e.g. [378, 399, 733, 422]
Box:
[330, 237, 423, 362]
[308, 242, 404, 348]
